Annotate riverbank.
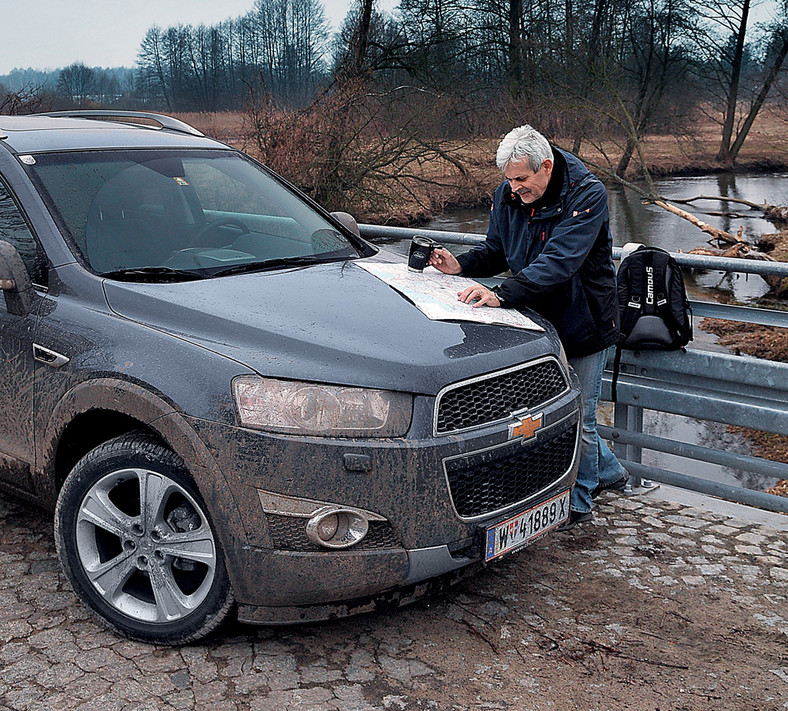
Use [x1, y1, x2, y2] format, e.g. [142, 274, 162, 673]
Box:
[698, 228, 788, 475]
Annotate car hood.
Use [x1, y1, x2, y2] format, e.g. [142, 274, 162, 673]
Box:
[102, 258, 562, 394]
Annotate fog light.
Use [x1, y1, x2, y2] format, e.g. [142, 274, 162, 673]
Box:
[316, 513, 339, 541]
[306, 507, 369, 549]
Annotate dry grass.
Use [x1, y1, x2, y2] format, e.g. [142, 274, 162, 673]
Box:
[768, 479, 788, 496]
[174, 111, 247, 145]
[699, 317, 788, 361]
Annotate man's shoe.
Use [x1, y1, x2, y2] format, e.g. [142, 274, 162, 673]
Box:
[556, 510, 593, 532]
[591, 473, 629, 499]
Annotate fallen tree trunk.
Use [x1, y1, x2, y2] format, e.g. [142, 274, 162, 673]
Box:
[670, 195, 788, 226]
[687, 242, 784, 293]
[652, 200, 748, 245]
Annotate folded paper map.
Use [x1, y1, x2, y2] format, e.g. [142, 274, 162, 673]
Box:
[358, 261, 543, 332]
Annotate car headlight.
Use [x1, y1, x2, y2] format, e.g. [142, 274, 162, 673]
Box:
[232, 376, 413, 437]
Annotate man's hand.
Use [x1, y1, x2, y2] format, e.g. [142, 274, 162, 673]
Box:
[428, 247, 462, 275]
[457, 284, 501, 308]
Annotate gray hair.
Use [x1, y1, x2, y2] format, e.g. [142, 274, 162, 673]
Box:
[496, 125, 553, 173]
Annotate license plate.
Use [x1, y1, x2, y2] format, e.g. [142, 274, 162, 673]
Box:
[484, 490, 570, 562]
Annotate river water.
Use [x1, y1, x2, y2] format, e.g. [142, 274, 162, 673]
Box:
[377, 172, 788, 493]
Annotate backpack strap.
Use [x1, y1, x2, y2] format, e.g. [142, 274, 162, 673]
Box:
[652, 252, 691, 344]
[618, 257, 644, 337]
[611, 343, 623, 402]
[655, 297, 683, 341]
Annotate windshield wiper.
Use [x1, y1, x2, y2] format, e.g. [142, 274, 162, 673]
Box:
[211, 255, 347, 277]
[99, 266, 206, 282]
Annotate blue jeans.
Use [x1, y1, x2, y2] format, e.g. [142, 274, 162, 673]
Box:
[568, 347, 627, 514]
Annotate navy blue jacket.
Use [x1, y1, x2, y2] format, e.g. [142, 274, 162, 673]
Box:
[457, 148, 620, 358]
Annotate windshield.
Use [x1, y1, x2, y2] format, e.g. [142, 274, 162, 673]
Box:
[26, 149, 370, 278]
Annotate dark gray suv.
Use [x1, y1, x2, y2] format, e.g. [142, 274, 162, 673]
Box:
[0, 111, 581, 644]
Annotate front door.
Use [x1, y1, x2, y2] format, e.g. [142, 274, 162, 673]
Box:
[0, 179, 42, 491]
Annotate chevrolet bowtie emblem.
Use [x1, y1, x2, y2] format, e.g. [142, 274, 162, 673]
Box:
[508, 413, 543, 442]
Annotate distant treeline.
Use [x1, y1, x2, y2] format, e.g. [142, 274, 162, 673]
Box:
[3, 0, 787, 170]
[0, 67, 134, 103]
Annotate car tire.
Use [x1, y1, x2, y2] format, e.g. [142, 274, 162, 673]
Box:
[54, 431, 234, 644]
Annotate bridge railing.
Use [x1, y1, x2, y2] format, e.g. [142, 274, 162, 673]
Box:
[359, 223, 788, 515]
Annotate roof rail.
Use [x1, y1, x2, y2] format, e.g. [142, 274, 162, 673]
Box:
[39, 111, 204, 137]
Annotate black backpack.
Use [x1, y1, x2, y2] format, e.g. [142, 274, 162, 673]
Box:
[611, 245, 692, 400]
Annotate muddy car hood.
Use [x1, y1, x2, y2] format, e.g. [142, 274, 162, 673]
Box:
[103, 259, 561, 394]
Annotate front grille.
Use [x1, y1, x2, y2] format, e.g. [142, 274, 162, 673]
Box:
[444, 420, 578, 518]
[436, 359, 568, 434]
[266, 514, 401, 551]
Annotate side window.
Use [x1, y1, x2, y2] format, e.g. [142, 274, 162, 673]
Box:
[0, 180, 45, 285]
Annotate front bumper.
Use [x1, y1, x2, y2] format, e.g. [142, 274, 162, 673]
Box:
[186, 371, 580, 621]
[236, 556, 483, 625]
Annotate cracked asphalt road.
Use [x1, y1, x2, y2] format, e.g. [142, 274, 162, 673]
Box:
[1, 488, 786, 711]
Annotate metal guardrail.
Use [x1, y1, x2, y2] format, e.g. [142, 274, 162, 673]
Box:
[359, 223, 788, 278]
[600, 350, 788, 514]
[359, 223, 788, 514]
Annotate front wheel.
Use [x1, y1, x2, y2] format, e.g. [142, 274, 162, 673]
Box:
[55, 432, 234, 644]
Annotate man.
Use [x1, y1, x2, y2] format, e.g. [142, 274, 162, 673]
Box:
[428, 124, 628, 530]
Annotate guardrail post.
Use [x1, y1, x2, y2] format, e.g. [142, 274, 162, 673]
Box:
[613, 402, 636, 486]
[628, 405, 656, 491]
[613, 402, 649, 491]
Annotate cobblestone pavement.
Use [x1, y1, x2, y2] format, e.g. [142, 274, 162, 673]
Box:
[1, 488, 786, 711]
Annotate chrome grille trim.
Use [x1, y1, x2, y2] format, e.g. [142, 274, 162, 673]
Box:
[433, 356, 570, 436]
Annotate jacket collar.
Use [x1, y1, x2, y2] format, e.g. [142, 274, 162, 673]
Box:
[525, 148, 596, 220]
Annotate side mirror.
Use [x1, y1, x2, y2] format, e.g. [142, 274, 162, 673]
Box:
[330, 211, 361, 238]
[0, 240, 34, 316]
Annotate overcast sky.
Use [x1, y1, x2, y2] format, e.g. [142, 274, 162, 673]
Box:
[0, 0, 396, 75]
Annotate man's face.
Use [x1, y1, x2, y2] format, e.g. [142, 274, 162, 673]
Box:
[504, 158, 553, 203]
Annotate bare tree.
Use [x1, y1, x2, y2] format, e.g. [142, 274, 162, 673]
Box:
[124, 0, 788, 180]
[57, 63, 95, 107]
[129, 0, 330, 111]
[614, 0, 694, 175]
[353, 0, 376, 76]
[245, 79, 477, 218]
[507, 0, 526, 99]
[692, 0, 788, 167]
[137, 27, 172, 109]
[706, 0, 753, 165]
[91, 69, 124, 106]
[0, 84, 52, 115]
[335, 0, 386, 79]
[723, 22, 788, 164]
[548, 0, 693, 191]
